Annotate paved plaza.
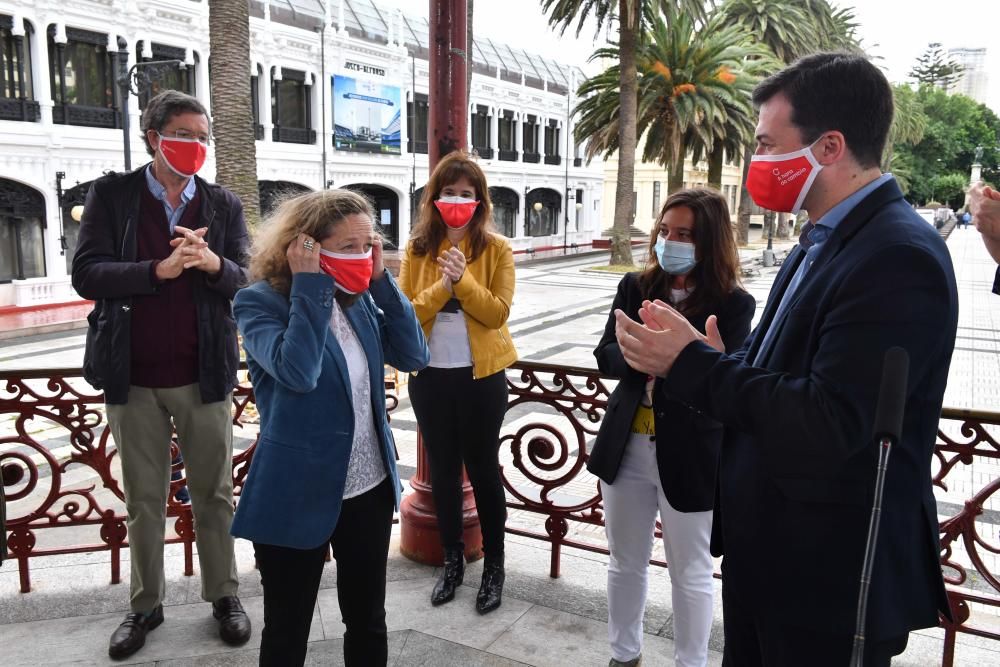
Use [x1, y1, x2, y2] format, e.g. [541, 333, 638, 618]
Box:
[2, 229, 1000, 665]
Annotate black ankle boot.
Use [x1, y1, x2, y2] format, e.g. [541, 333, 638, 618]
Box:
[431, 549, 464, 606]
[476, 558, 505, 614]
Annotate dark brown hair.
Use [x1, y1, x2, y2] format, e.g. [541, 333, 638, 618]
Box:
[638, 187, 742, 317]
[408, 151, 494, 261]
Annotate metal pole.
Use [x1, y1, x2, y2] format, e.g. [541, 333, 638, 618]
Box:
[117, 37, 132, 172]
[55, 171, 67, 254]
[563, 82, 570, 254]
[427, 0, 467, 168]
[401, 0, 480, 568]
[319, 22, 327, 189]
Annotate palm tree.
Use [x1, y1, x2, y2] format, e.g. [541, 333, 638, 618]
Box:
[716, 0, 860, 243]
[209, 0, 261, 226]
[574, 10, 769, 205]
[542, 0, 705, 265]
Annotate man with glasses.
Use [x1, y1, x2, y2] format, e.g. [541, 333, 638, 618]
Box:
[72, 90, 251, 660]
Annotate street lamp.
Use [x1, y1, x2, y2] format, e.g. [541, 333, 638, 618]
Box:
[116, 36, 187, 172]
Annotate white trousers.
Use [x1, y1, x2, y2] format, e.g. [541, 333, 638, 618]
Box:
[602, 432, 715, 666]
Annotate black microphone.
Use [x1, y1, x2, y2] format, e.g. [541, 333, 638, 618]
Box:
[872, 347, 909, 444]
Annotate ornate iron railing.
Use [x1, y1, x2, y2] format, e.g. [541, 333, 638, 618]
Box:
[1, 362, 997, 665]
[0, 97, 40, 122]
[52, 104, 121, 129]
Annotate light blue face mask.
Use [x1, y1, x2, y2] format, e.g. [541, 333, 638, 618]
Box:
[654, 237, 697, 275]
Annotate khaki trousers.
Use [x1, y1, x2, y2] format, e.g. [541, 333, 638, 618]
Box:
[107, 383, 238, 612]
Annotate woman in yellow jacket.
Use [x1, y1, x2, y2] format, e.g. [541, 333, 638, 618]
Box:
[399, 151, 517, 614]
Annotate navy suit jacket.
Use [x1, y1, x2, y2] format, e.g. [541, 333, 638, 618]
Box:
[664, 178, 957, 639]
[232, 272, 429, 549]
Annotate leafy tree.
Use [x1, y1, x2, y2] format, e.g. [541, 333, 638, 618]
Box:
[929, 172, 969, 209]
[909, 43, 964, 89]
[892, 86, 1000, 204]
[574, 9, 770, 201]
[543, 0, 707, 265]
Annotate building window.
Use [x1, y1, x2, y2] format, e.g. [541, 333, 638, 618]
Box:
[272, 68, 314, 144]
[406, 92, 428, 154]
[526, 188, 561, 237]
[575, 188, 584, 228]
[471, 104, 492, 159]
[489, 186, 518, 238]
[543, 120, 560, 165]
[730, 184, 738, 212]
[523, 114, 539, 162]
[0, 17, 38, 122]
[251, 66, 263, 140]
[48, 26, 122, 128]
[134, 42, 195, 110]
[498, 110, 516, 161]
[652, 182, 661, 217]
[0, 179, 47, 281]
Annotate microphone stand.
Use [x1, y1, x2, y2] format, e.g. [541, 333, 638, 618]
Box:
[850, 346, 908, 667]
[849, 436, 892, 666]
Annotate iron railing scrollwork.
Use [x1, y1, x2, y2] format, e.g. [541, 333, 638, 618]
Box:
[1, 362, 997, 665]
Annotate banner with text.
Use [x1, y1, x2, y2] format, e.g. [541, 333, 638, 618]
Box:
[333, 75, 401, 154]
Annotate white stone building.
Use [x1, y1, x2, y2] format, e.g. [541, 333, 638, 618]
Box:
[0, 0, 603, 308]
[948, 46, 989, 105]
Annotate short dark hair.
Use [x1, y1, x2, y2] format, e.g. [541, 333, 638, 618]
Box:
[139, 90, 210, 157]
[752, 52, 893, 169]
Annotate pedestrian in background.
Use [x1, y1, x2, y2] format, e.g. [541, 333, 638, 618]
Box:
[232, 189, 428, 666]
[589, 188, 754, 667]
[399, 151, 517, 614]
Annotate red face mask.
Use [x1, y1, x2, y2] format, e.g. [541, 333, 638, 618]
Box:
[434, 196, 479, 229]
[745, 139, 823, 214]
[318, 248, 373, 294]
[157, 133, 208, 178]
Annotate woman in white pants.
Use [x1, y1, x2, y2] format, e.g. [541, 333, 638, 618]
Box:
[588, 188, 755, 667]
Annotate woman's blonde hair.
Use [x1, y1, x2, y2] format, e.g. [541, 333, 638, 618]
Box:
[249, 189, 375, 296]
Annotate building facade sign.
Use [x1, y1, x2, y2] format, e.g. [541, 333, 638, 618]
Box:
[333, 75, 401, 154]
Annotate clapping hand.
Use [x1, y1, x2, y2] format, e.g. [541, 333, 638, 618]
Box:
[614, 300, 724, 377]
[437, 246, 466, 290]
[156, 226, 211, 281]
[173, 225, 221, 274]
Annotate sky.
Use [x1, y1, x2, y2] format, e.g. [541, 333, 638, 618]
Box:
[380, 0, 1000, 113]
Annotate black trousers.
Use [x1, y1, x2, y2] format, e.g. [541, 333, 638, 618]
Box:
[409, 366, 508, 561]
[253, 478, 394, 667]
[721, 578, 909, 667]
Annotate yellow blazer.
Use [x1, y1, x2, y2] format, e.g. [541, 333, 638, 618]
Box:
[399, 233, 518, 379]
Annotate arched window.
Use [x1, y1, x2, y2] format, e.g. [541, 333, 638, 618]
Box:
[488, 186, 518, 238]
[526, 188, 561, 237]
[0, 179, 46, 281]
[258, 180, 313, 218]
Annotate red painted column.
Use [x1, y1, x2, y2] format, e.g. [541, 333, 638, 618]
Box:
[399, 0, 483, 566]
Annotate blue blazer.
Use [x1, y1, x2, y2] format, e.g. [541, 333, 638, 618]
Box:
[231, 271, 429, 549]
[664, 178, 958, 640]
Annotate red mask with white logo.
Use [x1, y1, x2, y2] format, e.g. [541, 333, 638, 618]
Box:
[434, 196, 479, 229]
[318, 248, 373, 294]
[746, 139, 823, 214]
[157, 133, 208, 178]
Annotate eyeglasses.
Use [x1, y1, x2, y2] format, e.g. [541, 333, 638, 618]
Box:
[160, 129, 211, 146]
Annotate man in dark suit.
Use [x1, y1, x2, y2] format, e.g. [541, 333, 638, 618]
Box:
[613, 52, 958, 665]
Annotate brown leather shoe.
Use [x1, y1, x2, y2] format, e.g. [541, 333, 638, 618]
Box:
[108, 605, 163, 660]
[212, 595, 252, 646]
